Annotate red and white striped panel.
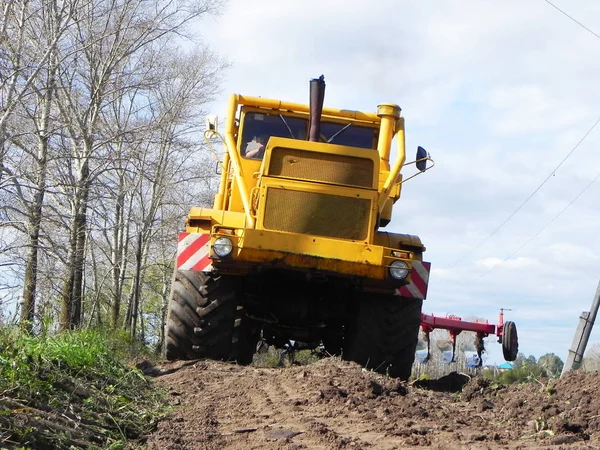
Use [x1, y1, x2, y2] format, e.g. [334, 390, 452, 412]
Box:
[395, 261, 431, 300]
[176, 232, 213, 272]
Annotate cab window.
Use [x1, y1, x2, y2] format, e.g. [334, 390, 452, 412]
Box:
[320, 122, 377, 149]
[240, 111, 378, 160]
[241, 113, 306, 159]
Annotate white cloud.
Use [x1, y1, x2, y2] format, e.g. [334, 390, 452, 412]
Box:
[476, 256, 538, 269]
[431, 268, 452, 279]
[488, 84, 592, 134]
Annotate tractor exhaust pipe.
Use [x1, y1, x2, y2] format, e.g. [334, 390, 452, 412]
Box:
[308, 75, 325, 142]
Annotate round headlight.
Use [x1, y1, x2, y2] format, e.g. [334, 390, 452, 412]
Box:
[213, 237, 233, 258]
[389, 260, 409, 280]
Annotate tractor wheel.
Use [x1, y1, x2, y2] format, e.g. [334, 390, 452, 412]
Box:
[502, 321, 519, 362]
[164, 270, 256, 364]
[343, 293, 422, 380]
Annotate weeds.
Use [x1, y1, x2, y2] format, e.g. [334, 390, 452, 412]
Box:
[0, 326, 167, 449]
[252, 346, 321, 368]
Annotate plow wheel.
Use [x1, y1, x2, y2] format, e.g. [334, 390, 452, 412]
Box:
[502, 321, 519, 361]
[343, 293, 423, 380]
[164, 270, 256, 364]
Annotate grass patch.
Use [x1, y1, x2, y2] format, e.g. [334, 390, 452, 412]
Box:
[0, 326, 167, 450]
[252, 346, 322, 368]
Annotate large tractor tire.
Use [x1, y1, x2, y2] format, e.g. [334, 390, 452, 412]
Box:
[164, 270, 255, 364]
[343, 293, 423, 380]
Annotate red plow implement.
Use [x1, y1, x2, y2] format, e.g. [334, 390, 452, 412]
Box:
[417, 309, 519, 367]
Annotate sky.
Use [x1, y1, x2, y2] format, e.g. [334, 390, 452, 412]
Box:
[195, 0, 600, 365]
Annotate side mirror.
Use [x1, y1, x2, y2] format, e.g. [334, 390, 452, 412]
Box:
[398, 146, 435, 184]
[205, 114, 219, 134]
[416, 146, 429, 172]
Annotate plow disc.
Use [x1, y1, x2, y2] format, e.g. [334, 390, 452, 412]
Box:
[435, 339, 455, 365]
[461, 342, 483, 368]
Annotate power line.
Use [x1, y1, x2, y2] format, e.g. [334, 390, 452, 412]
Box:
[447, 114, 600, 269]
[447, 0, 600, 271]
[474, 169, 600, 281]
[544, 0, 600, 41]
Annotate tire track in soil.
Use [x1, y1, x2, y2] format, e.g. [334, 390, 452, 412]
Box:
[147, 359, 600, 450]
[270, 366, 409, 449]
[217, 366, 357, 449]
[253, 369, 375, 449]
[147, 360, 433, 449]
[216, 368, 309, 448]
[146, 361, 227, 450]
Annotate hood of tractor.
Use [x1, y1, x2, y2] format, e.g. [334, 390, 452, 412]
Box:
[253, 137, 381, 243]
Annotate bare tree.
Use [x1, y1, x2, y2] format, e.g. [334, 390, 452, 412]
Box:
[120, 48, 224, 335]
[0, 1, 78, 330]
[0, 0, 77, 187]
[0, 0, 226, 335]
[84, 88, 142, 328]
[78, 45, 223, 334]
[54, 0, 221, 330]
[18, 7, 65, 330]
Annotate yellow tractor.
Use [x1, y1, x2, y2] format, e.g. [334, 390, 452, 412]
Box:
[164, 76, 434, 379]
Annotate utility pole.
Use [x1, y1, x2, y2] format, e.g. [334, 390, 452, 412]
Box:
[561, 280, 600, 376]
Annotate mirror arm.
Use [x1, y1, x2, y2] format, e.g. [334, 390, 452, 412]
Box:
[203, 130, 227, 170]
[403, 157, 427, 167]
[398, 158, 436, 184]
[400, 172, 423, 184]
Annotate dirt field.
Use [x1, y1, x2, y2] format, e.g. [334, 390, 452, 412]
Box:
[145, 358, 600, 450]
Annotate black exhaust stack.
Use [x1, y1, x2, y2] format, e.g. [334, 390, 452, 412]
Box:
[308, 75, 325, 142]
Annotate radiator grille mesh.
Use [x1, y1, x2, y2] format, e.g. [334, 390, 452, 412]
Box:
[263, 188, 371, 241]
[269, 148, 374, 188]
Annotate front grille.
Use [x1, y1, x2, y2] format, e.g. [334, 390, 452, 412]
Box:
[269, 148, 374, 188]
[263, 188, 371, 241]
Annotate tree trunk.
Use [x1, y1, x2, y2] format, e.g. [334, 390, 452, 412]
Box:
[156, 267, 171, 353]
[20, 192, 44, 330]
[60, 156, 90, 330]
[110, 189, 125, 327]
[128, 232, 143, 338]
[20, 66, 55, 332]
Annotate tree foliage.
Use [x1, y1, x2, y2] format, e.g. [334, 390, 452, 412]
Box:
[484, 352, 565, 385]
[582, 342, 600, 371]
[538, 352, 564, 377]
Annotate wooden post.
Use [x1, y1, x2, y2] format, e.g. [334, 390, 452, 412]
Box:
[561, 280, 600, 376]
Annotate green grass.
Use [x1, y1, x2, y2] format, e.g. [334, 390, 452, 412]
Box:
[0, 326, 167, 450]
[482, 363, 551, 386]
[252, 346, 322, 368]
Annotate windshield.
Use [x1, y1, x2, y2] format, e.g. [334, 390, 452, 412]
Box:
[241, 113, 306, 159]
[320, 122, 376, 148]
[241, 112, 377, 159]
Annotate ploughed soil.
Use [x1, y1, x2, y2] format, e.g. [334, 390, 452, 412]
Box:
[144, 359, 600, 450]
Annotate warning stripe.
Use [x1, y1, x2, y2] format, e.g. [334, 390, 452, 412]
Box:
[176, 232, 213, 272]
[396, 261, 431, 300]
[191, 254, 212, 271]
[174, 232, 430, 288]
[410, 261, 429, 295]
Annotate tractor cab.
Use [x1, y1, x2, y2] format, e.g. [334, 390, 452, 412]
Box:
[238, 109, 379, 161]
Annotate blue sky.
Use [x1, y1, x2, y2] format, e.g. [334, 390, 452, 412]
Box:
[197, 0, 600, 365]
